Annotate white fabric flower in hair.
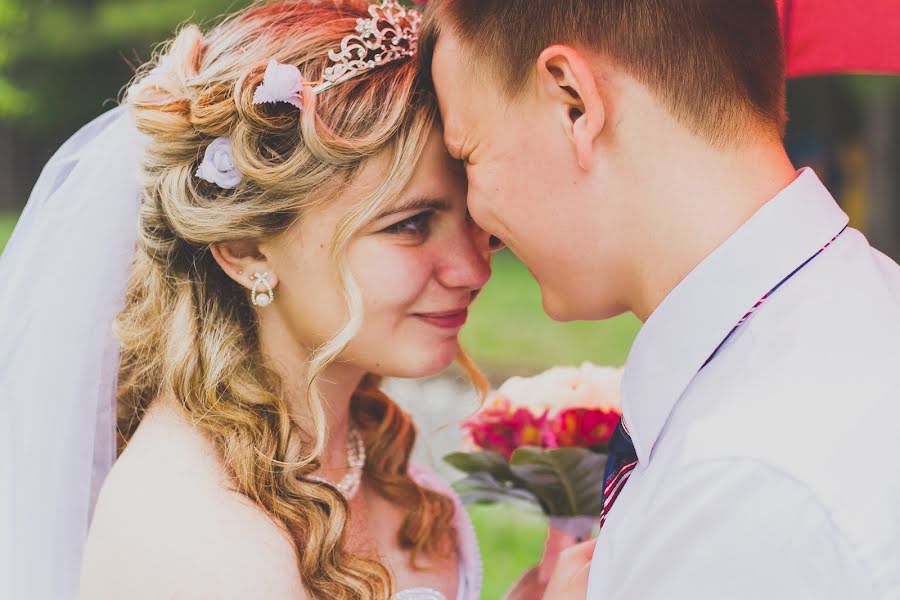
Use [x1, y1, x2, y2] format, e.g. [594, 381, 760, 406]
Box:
[253, 59, 304, 109]
[196, 137, 243, 189]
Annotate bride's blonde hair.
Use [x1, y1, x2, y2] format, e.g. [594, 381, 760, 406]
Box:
[114, 2, 486, 598]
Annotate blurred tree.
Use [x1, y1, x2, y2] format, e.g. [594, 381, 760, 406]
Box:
[1, 0, 420, 132]
[0, 0, 252, 209]
[784, 75, 900, 259]
[1, 0, 252, 132]
[0, 0, 30, 119]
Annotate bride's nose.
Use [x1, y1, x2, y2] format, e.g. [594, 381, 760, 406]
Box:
[434, 223, 497, 291]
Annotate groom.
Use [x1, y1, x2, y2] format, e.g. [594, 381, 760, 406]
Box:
[422, 1, 900, 598]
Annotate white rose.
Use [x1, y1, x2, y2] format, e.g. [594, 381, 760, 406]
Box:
[252, 59, 304, 110]
[195, 137, 242, 189]
[497, 362, 623, 417]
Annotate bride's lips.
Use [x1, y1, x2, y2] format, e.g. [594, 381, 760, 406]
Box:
[414, 308, 469, 329]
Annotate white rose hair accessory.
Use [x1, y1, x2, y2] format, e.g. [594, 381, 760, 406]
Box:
[195, 136, 243, 189]
[252, 58, 305, 110]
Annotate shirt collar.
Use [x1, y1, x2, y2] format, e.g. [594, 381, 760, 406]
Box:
[622, 168, 849, 465]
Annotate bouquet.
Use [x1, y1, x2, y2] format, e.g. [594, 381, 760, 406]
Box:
[444, 362, 623, 584]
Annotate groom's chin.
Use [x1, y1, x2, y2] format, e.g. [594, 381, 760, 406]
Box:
[540, 287, 629, 322]
[539, 288, 583, 322]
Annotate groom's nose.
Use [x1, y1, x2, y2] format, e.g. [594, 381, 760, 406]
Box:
[472, 219, 506, 255]
[466, 191, 506, 252]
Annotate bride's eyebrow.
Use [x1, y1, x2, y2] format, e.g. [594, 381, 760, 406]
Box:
[375, 197, 450, 220]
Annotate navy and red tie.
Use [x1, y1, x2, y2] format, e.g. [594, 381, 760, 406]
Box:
[600, 419, 638, 528]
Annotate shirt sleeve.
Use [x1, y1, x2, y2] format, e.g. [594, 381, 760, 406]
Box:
[604, 459, 878, 600]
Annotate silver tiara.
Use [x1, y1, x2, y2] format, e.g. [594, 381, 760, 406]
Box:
[311, 0, 422, 95]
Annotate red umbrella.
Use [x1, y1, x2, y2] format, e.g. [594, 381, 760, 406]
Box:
[779, 0, 900, 77]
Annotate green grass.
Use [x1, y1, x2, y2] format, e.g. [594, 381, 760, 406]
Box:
[462, 249, 641, 378]
[469, 504, 547, 600]
[0, 213, 17, 254]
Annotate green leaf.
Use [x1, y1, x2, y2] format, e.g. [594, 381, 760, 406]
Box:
[444, 450, 515, 480]
[509, 447, 607, 517]
[451, 472, 541, 509]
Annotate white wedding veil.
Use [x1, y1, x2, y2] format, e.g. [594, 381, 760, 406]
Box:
[0, 105, 149, 599]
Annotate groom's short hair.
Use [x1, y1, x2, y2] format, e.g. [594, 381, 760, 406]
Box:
[420, 0, 787, 143]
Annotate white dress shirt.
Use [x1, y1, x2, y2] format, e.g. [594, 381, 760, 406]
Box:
[587, 169, 900, 599]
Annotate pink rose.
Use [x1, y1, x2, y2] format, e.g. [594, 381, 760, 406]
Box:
[547, 407, 620, 449]
[463, 397, 551, 460]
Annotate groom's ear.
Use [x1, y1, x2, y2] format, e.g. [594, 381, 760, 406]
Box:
[535, 45, 606, 171]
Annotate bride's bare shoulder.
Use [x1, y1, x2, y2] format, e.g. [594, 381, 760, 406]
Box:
[80, 401, 307, 599]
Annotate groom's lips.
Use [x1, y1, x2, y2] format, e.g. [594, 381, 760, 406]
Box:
[414, 308, 469, 329]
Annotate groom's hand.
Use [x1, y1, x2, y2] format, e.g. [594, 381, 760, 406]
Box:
[541, 539, 596, 600]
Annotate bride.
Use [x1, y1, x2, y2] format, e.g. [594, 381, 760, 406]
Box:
[0, 1, 501, 598]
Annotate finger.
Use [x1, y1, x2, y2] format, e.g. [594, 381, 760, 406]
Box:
[559, 538, 597, 564]
[542, 539, 598, 600]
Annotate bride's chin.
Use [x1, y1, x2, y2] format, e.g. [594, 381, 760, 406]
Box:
[386, 339, 460, 380]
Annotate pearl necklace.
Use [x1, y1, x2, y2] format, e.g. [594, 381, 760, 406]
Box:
[309, 427, 366, 500]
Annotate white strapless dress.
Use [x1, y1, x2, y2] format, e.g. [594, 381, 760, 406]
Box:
[392, 464, 483, 600]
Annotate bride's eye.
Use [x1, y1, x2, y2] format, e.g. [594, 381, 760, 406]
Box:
[384, 211, 434, 237]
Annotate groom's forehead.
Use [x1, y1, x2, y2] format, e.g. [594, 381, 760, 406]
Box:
[432, 29, 510, 107]
[431, 32, 467, 93]
[431, 35, 476, 151]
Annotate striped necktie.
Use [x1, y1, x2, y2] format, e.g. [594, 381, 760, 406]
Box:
[600, 419, 638, 528]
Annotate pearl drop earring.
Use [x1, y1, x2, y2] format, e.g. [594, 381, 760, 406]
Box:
[250, 272, 275, 307]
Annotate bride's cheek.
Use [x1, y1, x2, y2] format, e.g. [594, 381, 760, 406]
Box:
[353, 244, 436, 316]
